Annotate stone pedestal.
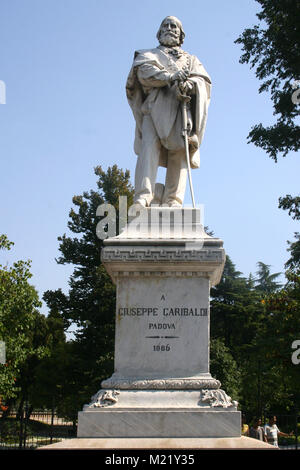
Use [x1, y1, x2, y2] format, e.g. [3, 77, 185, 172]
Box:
[77, 208, 241, 438]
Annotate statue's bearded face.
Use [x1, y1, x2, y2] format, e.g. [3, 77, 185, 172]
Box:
[158, 18, 181, 47]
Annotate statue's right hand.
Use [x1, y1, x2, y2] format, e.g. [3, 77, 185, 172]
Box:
[171, 70, 189, 83]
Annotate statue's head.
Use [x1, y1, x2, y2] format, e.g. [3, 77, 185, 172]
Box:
[157, 16, 185, 47]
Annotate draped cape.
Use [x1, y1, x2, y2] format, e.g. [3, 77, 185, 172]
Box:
[126, 47, 211, 169]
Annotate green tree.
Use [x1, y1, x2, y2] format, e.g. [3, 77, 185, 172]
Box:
[0, 236, 49, 403]
[210, 256, 265, 358]
[210, 256, 277, 415]
[286, 233, 300, 272]
[242, 238, 300, 416]
[235, 0, 300, 217]
[235, 0, 300, 161]
[279, 195, 300, 221]
[24, 310, 68, 414]
[43, 165, 134, 413]
[210, 338, 241, 402]
[239, 343, 290, 418]
[255, 261, 282, 294]
[248, 269, 300, 415]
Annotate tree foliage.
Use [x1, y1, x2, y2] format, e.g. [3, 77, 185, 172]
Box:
[210, 338, 241, 402]
[210, 256, 265, 357]
[1, 165, 295, 422]
[235, 0, 300, 221]
[249, 269, 300, 414]
[0, 236, 49, 401]
[234, 2, 300, 416]
[209, 255, 299, 416]
[255, 261, 282, 294]
[43, 165, 134, 410]
[286, 233, 300, 272]
[235, 0, 300, 161]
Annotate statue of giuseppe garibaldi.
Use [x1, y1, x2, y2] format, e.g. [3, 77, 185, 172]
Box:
[126, 16, 211, 208]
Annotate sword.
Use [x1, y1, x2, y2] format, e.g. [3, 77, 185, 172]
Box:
[181, 95, 196, 209]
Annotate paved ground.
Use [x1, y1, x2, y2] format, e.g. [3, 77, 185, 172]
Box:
[39, 436, 277, 449]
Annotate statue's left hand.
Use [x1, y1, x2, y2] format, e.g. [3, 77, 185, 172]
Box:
[174, 80, 194, 102]
[179, 80, 194, 95]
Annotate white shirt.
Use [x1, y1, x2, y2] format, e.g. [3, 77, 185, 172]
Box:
[264, 423, 280, 446]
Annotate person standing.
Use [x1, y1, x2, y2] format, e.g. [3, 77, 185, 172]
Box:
[264, 415, 293, 447]
[241, 414, 249, 436]
[249, 417, 266, 441]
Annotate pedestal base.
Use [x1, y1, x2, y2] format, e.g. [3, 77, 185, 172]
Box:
[77, 408, 241, 438]
[78, 387, 240, 438]
[77, 209, 241, 443]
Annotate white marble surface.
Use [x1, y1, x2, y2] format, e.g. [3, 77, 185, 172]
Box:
[127, 16, 211, 207]
[113, 276, 209, 378]
[83, 389, 238, 410]
[77, 409, 241, 438]
[101, 210, 226, 286]
[78, 203, 237, 439]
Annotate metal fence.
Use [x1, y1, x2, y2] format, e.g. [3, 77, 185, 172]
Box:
[1, 407, 298, 450]
[275, 413, 300, 450]
[0, 408, 77, 449]
[244, 411, 300, 450]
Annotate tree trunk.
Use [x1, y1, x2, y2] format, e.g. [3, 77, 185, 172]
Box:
[16, 397, 24, 421]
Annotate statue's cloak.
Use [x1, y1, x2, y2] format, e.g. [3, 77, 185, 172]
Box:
[126, 47, 211, 169]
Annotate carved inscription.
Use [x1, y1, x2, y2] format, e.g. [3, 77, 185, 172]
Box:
[148, 323, 176, 330]
[117, 306, 208, 353]
[118, 307, 207, 316]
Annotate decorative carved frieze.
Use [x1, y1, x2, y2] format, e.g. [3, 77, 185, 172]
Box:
[86, 390, 120, 408]
[101, 377, 221, 390]
[113, 271, 209, 278]
[101, 247, 224, 264]
[201, 389, 238, 408]
[101, 245, 225, 285]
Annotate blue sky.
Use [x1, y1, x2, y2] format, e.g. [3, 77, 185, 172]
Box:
[0, 0, 299, 319]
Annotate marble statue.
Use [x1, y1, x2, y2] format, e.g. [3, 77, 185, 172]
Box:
[77, 20, 243, 441]
[126, 16, 211, 208]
